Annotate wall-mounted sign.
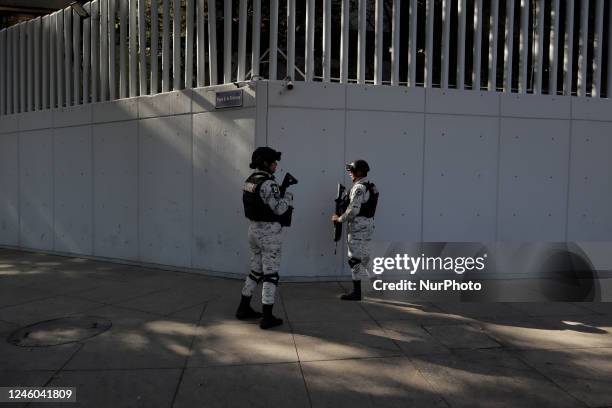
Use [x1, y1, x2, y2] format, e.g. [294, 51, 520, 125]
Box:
[215, 89, 243, 109]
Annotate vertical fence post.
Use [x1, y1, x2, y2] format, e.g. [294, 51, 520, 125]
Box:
[91, 1, 99, 103]
[504, 0, 514, 92]
[100, 0, 108, 101]
[0, 29, 5, 115]
[287, 0, 295, 81]
[252, 0, 262, 79]
[20, 23, 27, 112]
[323, 0, 331, 82]
[109, 0, 116, 100]
[269, 0, 278, 80]
[27, 20, 34, 111]
[375, 0, 383, 85]
[237, 0, 247, 81]
[518, 0, 529, 93]
[563, 0, 574, 96]
[13, 25, 19, 111]
[49, 16, 56, 108]
[357, 0, 366, 84]
[83, 3, 91, 103]
[473, 0, 483, 90]
[549, 0, 559, 95]
[139, 0, 148, 95]
[162, 0, 171, 91]
[577, 0, 589, 96]
[533, 0, 544, 94]
[591, 0, 603, 97]
[130, 0, 138, 96]
[223, 0, 231, 83]
[72, 11, 81, 105]
[441, 0, 451, 88]
[207, 0, 217, 85]
[196, 0, 205, 86]
[457, 0, 467, 89]
[173, 0, 182, 89]
[488, 0, 499, 91]
[425, 0, 435, 87]
[186, 0, 194, 87]
[119, 0, 128, 97]
[341, 0, 350, 83]
[56, 15, 64, 108]
[151, 0, 159, 93]
[608, 1, 612, 97]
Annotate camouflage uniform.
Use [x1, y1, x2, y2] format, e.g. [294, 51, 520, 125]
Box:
[241, 175, 293, 305]
[338, 178, 375, 280]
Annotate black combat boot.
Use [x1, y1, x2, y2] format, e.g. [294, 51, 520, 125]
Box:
[235, 295, 262, 320]
[260, 304, 283, 329]
[340, 280, 362, 301]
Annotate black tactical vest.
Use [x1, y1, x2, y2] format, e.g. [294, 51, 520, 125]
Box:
[356, 181, 379, 218]
[243, 172, 282, 222]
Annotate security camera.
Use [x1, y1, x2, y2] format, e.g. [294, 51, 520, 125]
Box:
[283, 76, 294, 90]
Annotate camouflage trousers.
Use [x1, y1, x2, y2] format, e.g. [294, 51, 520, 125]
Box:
[347, 217, 374, 281]
[241, 221, 282, 305]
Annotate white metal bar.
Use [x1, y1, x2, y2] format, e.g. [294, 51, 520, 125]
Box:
[72, 10, 81, 105]
[441, 0, 451, 88]
[173, 0, 182, 89]
[533, 0, 544, 94]
[108, 0, 116, 100]
[42, 16, 50, 109]
[151, 0, 159, 93]
[119, 0, 128, 97]
[83, 3, 91, 103]
[12, 26, 18, 112]
[407, 0, 417, 86]
[341, 0, 350, 83]
[207, 0, 218, 85]
[269, 0, 278, 80]
[56, 15, 64, 108]
[473, 0, 483, 90]
[27, 20, 33, 111]
[549, 0, 560, 95]
[91, 1, 99, 103]
[20, 23, 26, 112]
[391, 0, 400, 86]
[139, 0, 148, 94]
[358, 0, 366, 84]
[457, 0, 467, 89]
[577, 0, 589, 96]
[592, 0, 604, 97]
[488, 0, 499, 91]
[162, 0, 171, 91]
[564, 0, 574, 95]
[237, 0, 247, 81]
[252, 0, 262, 79]
[504, 0, 514, 92]
[608, 1, 612, 97]
[518, 0, 529, 93]
[223, 0, 231, 83]
[130, 0, 138, 96]
[100, 0, 108, 101]
[0, 29, 5, 115]
[49, 16, 56, 108]
[323, 0, 331, 82]
[286, 0, 295, 81]
[186, 0, 195, 87]
[197, 0, 205, 86]
[425, 0, 435, 87]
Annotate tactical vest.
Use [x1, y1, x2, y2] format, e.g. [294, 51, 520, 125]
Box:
[356, 181, 379, 218]
[243, 172, 282, 223]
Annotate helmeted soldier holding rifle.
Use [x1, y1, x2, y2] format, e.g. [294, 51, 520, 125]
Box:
[332, 159, 378, 301]
[237, 146, 297, 329]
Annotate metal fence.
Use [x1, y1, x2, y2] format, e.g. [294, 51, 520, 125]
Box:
[0, 0, 611, 116]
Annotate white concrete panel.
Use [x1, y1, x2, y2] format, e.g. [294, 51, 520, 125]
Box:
[571, 97, 612, 122]
[268, 107, 345, 277]
[423, 115, 499, 241]
[345, 111, 424, 242]
[347, 85, 425, 112]
[0, 115, 19, 134]
[92, 98, 139, 123]
[53, 125, 93, 255]
[93, 121, 139, 260]
[0, 133, 19, 245]
[567, 121, 612, 241]
[19, 129, 54, 250]
[498, 118, 570, 241]
[501, 94, 571, 119]
[139, 90, 192, 119]
[269, 81, 345, 109]
[192, 108, 255, 273]
[139, 115, 192, 267]
[426, 89, 499, 116]
[192, 85, 257, 114]
[18, 110, 53, 131]
[54, 105, 93, 128]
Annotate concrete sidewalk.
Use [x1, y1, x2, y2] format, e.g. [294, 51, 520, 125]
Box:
[1, 248, 611, 408]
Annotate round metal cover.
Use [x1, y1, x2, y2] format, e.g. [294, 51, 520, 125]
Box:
[7, 316, 112, 347]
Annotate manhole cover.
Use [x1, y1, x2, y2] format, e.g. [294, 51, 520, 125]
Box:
[7, 316, 112, 347]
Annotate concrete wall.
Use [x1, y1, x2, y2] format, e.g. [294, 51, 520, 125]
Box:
[2, 81, 612, 279]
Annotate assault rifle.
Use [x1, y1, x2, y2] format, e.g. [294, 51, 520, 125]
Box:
[333, 183, 347, 253]
[279, 172, 298, 227]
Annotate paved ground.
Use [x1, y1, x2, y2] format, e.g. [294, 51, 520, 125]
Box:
[1, 248, 611, 408]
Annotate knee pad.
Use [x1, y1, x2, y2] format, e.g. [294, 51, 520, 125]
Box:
[248, 270, 263, 283]
[262, 272, 280, 286]
[348, 257, 361, 268]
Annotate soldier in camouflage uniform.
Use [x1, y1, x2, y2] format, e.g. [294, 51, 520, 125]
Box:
[332, 160, 378, 301]
[237, 147, 293, 329]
